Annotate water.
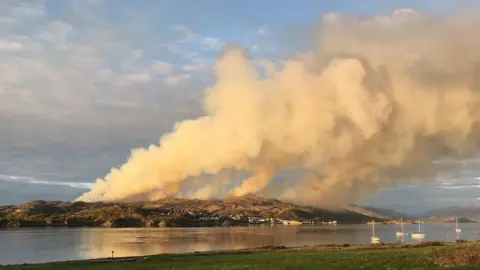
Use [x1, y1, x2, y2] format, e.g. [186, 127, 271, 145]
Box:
[1, 223, 479, 265]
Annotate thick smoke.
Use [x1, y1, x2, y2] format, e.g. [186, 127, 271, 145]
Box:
[77, 9, 480, 206]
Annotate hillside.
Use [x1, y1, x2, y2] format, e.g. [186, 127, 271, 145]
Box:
[0, 196, 389, 228]
[345, 205, 411, 220]
[422, 216, 477, 223]
[422, 206, 480, 222]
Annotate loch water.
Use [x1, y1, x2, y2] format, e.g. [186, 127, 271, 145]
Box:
[1, 223, 479, 265]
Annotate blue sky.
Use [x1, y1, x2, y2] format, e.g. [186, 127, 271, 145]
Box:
[1, 0, 480, 213]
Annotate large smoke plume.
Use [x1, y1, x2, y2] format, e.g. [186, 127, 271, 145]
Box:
[77, 9, 480, 206]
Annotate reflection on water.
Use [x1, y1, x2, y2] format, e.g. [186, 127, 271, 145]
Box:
[1, 223, 480, 265]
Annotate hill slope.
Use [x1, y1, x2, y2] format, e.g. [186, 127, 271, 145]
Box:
[345, 205, 411, 220]
[0, 196, 392, 227]
[422, 206, 480, 222]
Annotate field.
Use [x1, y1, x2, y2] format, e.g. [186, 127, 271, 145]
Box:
[3, 242, 480, 270]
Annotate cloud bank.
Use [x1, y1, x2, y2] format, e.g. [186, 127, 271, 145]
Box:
[76, 9, 480, 207]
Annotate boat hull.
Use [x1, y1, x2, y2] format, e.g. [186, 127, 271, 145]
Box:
[282, 221, 302, 225]
[371, 237, 381, 244]
[411, 233, 425, 239]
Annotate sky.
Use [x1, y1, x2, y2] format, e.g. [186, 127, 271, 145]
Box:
[1, 0, 480, 213]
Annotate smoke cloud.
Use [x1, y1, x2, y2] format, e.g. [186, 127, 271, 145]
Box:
[77, 9, 480, 206]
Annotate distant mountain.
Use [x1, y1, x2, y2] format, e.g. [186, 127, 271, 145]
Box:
[0, 196, 390, 228]
[422, 216, 477, 223]
[345, 205, 411, 220]
[422, 206, 480, 222]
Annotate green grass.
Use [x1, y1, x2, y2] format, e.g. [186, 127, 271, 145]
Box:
[2, 244, 480, 270]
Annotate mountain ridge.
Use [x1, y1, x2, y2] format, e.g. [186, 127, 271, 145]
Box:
[0, 196, 393, 227]
[422, 205, 480, 222]
[2, 196, 479, 227]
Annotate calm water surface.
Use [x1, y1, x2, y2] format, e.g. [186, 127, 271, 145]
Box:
[1, 223, 480, 265]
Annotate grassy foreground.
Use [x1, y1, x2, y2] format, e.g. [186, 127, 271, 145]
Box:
[3, 243, 480, 270]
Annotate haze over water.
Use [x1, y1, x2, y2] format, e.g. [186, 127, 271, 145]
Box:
[1, 224, 480, 265]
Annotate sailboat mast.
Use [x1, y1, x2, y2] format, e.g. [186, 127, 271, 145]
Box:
[372, 220, 375, 237]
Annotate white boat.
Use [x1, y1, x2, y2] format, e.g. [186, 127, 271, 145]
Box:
[282, 220, 302, 225]
[396, 218, 408, 237]
[411, 221, 425, 240]
[455, 217, 462, 233]
[371, 220, 381, 244]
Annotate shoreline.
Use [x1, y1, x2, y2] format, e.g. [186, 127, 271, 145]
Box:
[0, 220, 475, 229]
[0, 241, 474, 269]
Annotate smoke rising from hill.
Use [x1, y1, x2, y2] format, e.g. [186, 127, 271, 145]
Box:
[77, 9, 480, 206]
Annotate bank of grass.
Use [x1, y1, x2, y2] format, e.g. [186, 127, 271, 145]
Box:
[3, 242, 480, 270]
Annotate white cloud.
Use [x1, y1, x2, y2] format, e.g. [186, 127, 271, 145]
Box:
[201, 37, 223, 50]
[323, 12, 340, 22]
[0, 40, 23, 51]
[131, 49, 143, 59]
[44, 21, 73, 37]
[256, 25, 269, 35]
[125, 73, 150, 82]
[0, 174, 93, 189]
[250, 44, 260, 53]
[391, 8, 422, 19]
[181, 58, 211, 73]
[0, 63, 21, 85]
[0, 7, 198, 119]
[116, 73, 150, 87]
[83, 0, 108, 6]
[36, 20, 73, 48]
[181, 64, 204, 72]
[151, 60, 173, 75]
[164, 74, 191, 86]
[185, 52, 199, 58]
[170, 24, 190, 32]
[0, 17, 16, 24]
[0, 1, 45, 26]
[171, 24, 224, 51]
[437, 185, 480, 190]
[11, 4, 45, 19]
[0, 0, 238, 204]
[161, 43, 182, 54]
